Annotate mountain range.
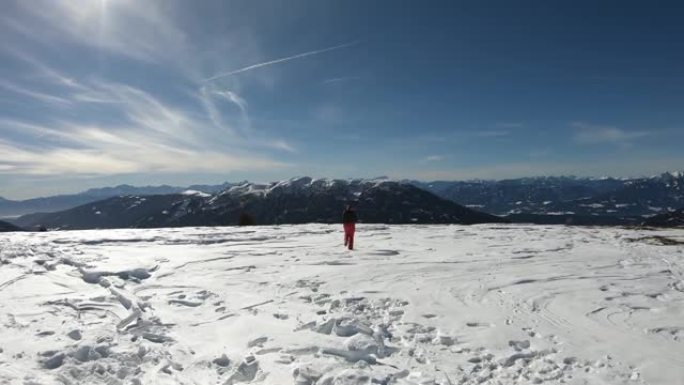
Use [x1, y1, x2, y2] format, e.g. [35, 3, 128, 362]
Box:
[0, 183, 237, 218]
[13, 178, 504, 230]
[414, 172, 684, 217]
[4, 172, 684, 229]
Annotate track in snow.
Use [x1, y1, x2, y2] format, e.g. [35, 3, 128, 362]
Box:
[0, 224, 683, 384]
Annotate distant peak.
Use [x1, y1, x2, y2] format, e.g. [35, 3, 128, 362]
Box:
[180, 190, 211, 198]
[651, 171, 684, 180]
[216, 177, 413, 198]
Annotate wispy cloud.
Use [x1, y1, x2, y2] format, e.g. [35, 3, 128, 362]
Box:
[212, 89, 248, 115]
[571, 122, 648, 145]
[0, 1, 353, 196]
[3, 47, 85, 90]
[10, 0, 188, 64]
[205, 41, 358, 81]
[196, 85, 249, 135]
[322, 76, 361, 84]
[266, 140, 298, 153]
[0, 77, 289, 176]
[0, 79, 72, 106]
[73, 81, 202, 145]
[423, 155, 445, 162]
[0, 137, 286, 176]
[0, 0, 302, 184]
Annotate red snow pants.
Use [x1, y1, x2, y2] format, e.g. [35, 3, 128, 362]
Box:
[343, 223, 355, 250]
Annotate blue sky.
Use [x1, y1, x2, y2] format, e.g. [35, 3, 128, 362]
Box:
[1, 0, 683, 199]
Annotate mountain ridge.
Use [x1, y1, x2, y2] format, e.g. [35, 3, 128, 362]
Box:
[0, 182, 239, 218]
[413, 171, 684, 218]
[14, 178, 505, 230]
[0, 219, 22, 232]
[3, 172, 683, 221]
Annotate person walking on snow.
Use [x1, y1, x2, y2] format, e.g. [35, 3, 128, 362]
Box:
[342, 204, 358, 250]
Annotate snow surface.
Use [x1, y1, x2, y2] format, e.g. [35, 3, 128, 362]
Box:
[218, 177, 397, 200]
[180, 190, 211, 198]
[1, 224, 683, 384]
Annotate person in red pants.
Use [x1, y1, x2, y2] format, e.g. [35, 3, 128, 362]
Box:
[342, 204, 358, 250]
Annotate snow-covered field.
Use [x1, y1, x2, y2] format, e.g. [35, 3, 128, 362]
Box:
[1, 224, 683, 385]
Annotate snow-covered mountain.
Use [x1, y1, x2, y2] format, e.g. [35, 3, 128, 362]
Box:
[13, 178, 505, 230]
[81, 183, 237, 198]
[0, 183, 237, 218]
[414, 171, 684, 217]
[4, 172, 684, 223]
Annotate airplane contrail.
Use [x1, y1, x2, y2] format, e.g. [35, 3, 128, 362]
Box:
[205, 41, 358, 81]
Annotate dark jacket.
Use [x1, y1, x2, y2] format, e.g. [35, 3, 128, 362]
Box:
[342, 209, 358, 224]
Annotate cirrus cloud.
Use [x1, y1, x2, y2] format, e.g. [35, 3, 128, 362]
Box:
[571, 122, 649, 145]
